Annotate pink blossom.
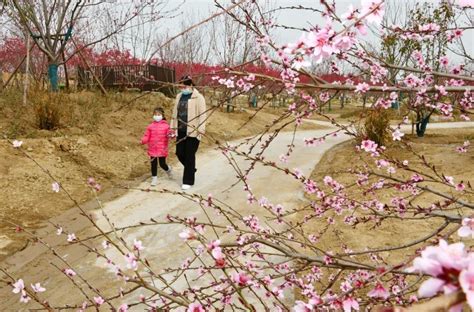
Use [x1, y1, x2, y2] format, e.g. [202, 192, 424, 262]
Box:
[303, 27, 338, 63]
[187, 303, 205, 312]
[458, 218, 474, 238]
[459, 262, 474, 309]
[67, 233, 76, 242]
[12, 140, 23, 148]
[56, 227, 63, 235]
[19, 293, 30, 303]
[456, 0, 474, 8]
[360, 139, 378, 153]
[418, 277, 446, 298]
[411, 174, 424, 182]
[179, 229, 196, 241]
[451, 65, 463, 74]
[355, 82, 370, 94]
[304, 179, 317, 194]
[87, 177, 96, 186]
[94, 296, 105, 305]
[12, 279, 24, 294]
[260, 53, 271, 66]
[102, 240, 110, 249]
[334, 34, 356, 51]
[207, 239, 220, 250]
[319, 92, 330, 102]
[293, 300, 314, 312]
[293, 168, 304, 179]
[31, 282, 45, 293]
[279, 154, 289, 163]
[133, 239, 144, 251]
[435, 85, 447, 96]
[343, 297, 360, 311]
[456, 183, 466, 191]
[355, 22, 368, 35]
[245, 73, 256, 81]
[410, 240, 470, 299]
[125, 253, 138, 270]
[361, 0, 385, 24]
[341, 5, 357, 20]
[118, 303, 128, 312]
[52, 182, 60, 193]
[232, 272, 250, 286]
[445, 176, 455, 185]
[236, 79, 245, 89]
[94, 183, 101, 192]
[392, 129, 404, 141]
[419, 23, 440, 33]
[224, 79, 235, 89]
[436, 102, 453, 116]
[412, 50, 424, 66]
[64, 268, 76, 277]
[404, 74, 421, 87]
[439, 56, 449, 68]
[292, 58, 311, 70]
[456, 141, 470, 153]
[209, 241, 226, 268]
[367, 282, 390, 299]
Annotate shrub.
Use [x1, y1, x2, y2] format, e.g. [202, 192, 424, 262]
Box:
[33, 92, 64, 130]
[360, 108, 390, 146]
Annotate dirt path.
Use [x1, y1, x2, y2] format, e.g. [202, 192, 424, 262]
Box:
[1, 121, 473, 310]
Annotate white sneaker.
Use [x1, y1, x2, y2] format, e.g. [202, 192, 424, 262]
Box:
[166, 167, 173, 179]
[181, 184, 192, 190]
[151, 176, 158, 186]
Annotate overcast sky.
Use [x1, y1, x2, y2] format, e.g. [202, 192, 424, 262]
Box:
[157, 0, 473, 63]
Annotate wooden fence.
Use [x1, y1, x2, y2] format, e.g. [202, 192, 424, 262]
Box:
[77, 64, 176, 97]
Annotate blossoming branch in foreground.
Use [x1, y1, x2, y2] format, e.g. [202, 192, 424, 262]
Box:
[409, 239, 474, 310]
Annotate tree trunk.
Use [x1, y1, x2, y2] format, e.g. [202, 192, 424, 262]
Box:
[62, 49, 69, 90]
[340, 93, 345, 109]
[416, 114, 430, 137]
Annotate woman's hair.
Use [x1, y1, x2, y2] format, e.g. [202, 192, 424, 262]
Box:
[179, 75, 194, 86]
[154, 107, 166, 120]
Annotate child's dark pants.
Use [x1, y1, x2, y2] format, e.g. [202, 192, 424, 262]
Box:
[151, 157, 169, 176]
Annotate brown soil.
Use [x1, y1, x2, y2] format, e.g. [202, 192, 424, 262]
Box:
[296, 128, 474, 300]
[0, 89, 322, 261]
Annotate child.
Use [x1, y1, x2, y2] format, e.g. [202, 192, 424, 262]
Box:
[141, 107, 172, 186]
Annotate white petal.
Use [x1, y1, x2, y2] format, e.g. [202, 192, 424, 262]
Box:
[418, 278, 445, 298]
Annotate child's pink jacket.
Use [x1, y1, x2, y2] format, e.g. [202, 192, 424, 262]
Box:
[141, 120, 170, 157]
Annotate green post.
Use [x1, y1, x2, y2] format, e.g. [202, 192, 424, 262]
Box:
[48, 63, 59, 92]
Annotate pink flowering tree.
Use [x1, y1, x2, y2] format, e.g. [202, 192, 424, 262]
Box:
[2, 0, 474, 311]
[370, 1, 472, 136]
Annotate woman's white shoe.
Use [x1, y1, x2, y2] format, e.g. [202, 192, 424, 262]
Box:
[181, 184, 191, 190]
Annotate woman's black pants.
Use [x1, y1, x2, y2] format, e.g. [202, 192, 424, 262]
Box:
[176, 132, 200, 185]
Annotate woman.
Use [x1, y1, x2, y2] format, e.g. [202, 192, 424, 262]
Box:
[171, 76, 207, 190]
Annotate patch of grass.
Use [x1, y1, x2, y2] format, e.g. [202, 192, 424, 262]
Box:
[33, 91, 64, 130]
